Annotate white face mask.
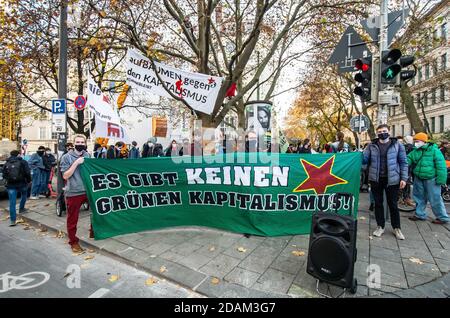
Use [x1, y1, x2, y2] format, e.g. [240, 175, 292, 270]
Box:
[415, 141, 425, 148]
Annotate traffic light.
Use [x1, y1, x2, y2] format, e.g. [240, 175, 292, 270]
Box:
[353, 56, 372, 102]
[399, 55, 416, 82]
[381, 49, 402, 84]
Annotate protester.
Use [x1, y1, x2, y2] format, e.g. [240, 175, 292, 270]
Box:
[142, 137, 164, 157]
[2, 150, 32, 226]
[297, 139, 312, 154]
[439, 139, 450, 160]
[363, 124, 408, 240]
[407, 133, 450, 224]
[64, 142, 74, 155]
[331, 132, 350, 153]
[118, 142, 129, 159]
[404, 135, 414, 154]
[128, 141, 140, 159]
[28, 146, 46, 200]
[93, 143, 106, 158]
[41, 148, 56, 196]
[106, 144, 117, 159]
[286, 144, 296, 153]
[165, 140, 182, 157]
[60, 134, 92, 253]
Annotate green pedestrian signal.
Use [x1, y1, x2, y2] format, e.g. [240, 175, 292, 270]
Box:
[380, 49, 402, 84]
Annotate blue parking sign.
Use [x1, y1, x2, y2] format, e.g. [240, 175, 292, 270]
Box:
[52, 99, 66, 113]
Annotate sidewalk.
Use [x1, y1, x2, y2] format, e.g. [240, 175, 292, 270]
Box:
[1, 192, 449, 298]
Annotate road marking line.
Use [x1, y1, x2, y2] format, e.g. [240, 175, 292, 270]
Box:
[88, 288, 110, 298]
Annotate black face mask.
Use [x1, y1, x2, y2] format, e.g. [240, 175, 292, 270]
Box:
[75, 145, 86, 152]
[37, 150, 44, 156]
[378, 133, 390, 140]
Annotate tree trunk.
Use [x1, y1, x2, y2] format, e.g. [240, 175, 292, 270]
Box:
[401, 81, 425, 133]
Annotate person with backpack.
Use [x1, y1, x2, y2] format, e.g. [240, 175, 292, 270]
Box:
[2, 150, 32, 226]
[40, 148, 56, 196]
[28, 145, 46, 200]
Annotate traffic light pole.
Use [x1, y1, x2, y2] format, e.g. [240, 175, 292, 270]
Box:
[57, 0, 68, 208]
[379, 0, 390, 222]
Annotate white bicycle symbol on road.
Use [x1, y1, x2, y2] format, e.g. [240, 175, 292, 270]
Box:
[0, 272, 50, 293]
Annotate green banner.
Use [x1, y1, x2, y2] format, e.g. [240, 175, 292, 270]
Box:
[80, 152, 362, 240]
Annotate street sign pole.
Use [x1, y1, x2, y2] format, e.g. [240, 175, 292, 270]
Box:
[57, 0, 68, 207]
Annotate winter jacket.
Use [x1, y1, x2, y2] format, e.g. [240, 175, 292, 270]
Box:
[43, 154, 56, 170]
[2, 156, 31, 188]
[128, 147, 140, 159]
[407, 143, 447, 185]
[28, 152, 45, 170]
[362, 137, 408, 185]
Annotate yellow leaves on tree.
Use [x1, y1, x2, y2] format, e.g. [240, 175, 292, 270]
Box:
[117, 84, 129, 109]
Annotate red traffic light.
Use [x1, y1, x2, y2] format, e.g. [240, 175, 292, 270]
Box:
[355, 58, 371, 72]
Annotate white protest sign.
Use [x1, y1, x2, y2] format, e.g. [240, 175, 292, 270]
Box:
[126, 49, 224, 115]
[87, 75, 120, 124]
[95, 116, 130, 143]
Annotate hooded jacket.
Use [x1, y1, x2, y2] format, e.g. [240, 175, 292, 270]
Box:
[60, 149, 90, 197]
[407, 142, 447, 185]
[362, 137, 408, 185]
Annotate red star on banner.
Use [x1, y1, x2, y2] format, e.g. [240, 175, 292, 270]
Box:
[293, 156, 347, 194]
[208, 77, 215, 84]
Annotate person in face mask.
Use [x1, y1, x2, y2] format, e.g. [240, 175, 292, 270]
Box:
[362, 124, 408, 240]
[60, 134, 92, 253]
[142, 137, 157, 158]
[165, 140, 182, 157]
[28, 146, 46, 199]
[40, 148, 56, 196]
[407, 133, 449, 224]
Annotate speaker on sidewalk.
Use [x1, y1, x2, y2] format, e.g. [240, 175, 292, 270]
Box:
[306, 193, 358, 292]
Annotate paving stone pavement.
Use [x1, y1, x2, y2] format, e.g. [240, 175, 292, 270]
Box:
[1, 192, 449, 298]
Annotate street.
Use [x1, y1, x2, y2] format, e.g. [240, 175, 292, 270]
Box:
[0, 208, 202, 298]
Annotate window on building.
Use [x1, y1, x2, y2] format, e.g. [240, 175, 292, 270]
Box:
[51, 132, 58, 140]
[423, 91, 428, 107]
[439, 115, 445, 133]
[392, 125, 396, 137]
[418, 67, 422, 82]
[39, 127, 47, 140]
[442, 23, 447, 42]
[433, 59, 438, 76]
[442, 53, 447, 71]
[425, 64, 430, 79]
[431, 88, 436, 105]
[441, 85, 446, 102]
[431, 117, 435, 133]
[401, 125, 405, 137]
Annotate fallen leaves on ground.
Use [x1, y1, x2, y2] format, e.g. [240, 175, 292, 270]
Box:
[108, 275, 119, 282]
[237, 247, 247, 253]
[145, 277, 158, 286]
[72, 251, 85, 256]
[84, 255, 95, 261]
[211, 277, 220, 285]
[292, 250, 306, 257]
[39, 227, 48, 232]
[209, 246, 216, 252]
[150, 254, 157, 258]
[368, 236, 373, 240]
[15, 218, 25, 224]
[23, 226, 31, 230]
[63, 272, 71, 278]
[359, 216, 366, 220]
[160, 266, 167, 273]
[87, 249, 96, 253]
[80, 263, 89, 269]
[0, 216, 10, 221]
[54, 231, 65, 238]
[409, 257, 424, 265]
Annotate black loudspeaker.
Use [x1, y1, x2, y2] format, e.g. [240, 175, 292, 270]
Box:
[306, 193, 358, 293]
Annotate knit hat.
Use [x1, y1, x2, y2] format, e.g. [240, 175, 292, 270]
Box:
[413, 132, 428, 142]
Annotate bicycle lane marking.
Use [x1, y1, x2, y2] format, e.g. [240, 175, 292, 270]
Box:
[0, 272, 50, 293]
[88, 288, 110, 298]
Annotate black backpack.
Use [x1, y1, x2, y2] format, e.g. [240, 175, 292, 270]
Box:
[4, 160, 25, 183]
